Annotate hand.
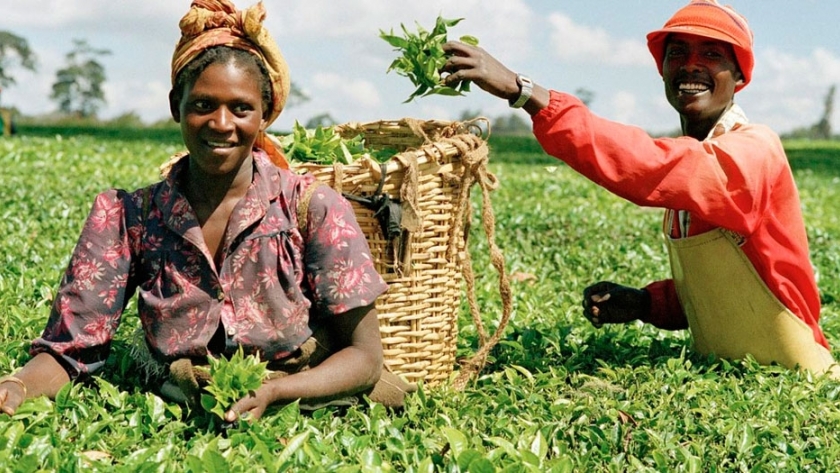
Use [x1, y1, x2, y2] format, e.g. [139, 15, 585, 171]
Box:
[0, 378, 26, 416]
[440, 41, 521, 102]
[582, 281, 651, 328]
[224, 385, 271, 423]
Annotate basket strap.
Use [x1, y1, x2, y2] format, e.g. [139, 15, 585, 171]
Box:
[296, 180, 324, 235]
[444, 135, 513, 391]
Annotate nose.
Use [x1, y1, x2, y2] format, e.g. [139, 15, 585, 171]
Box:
[209, 106, 235, 132]
[682, 51, 704, 72]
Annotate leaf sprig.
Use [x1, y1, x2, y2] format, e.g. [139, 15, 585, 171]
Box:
[380, 15, 479, 102]
[279, 121, 395, 165]
[198, 347, 268, 420]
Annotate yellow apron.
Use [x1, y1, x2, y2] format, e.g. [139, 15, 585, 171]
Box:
[666, 227, 838, 377]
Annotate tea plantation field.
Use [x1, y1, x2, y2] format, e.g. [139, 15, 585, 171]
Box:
[0, 129, 838, 471]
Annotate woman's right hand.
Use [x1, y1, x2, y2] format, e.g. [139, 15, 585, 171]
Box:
[0, 378, 27, 416]
[0, 353, 71, 416]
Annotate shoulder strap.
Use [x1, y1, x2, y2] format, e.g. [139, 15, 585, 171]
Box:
[296, 180, 323, 235]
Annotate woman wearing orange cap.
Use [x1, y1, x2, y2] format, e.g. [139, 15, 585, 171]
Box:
[441, 0, 838, 376]
[0, 0, 408, 420]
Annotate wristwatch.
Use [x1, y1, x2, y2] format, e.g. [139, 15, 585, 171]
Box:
[509, 73, 533, 109]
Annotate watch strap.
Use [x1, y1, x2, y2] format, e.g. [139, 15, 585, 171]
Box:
[510, 74, 533, 108]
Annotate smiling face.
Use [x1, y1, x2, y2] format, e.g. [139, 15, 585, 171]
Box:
[662, 33, 744, 138]
[172, 60, 266, 176]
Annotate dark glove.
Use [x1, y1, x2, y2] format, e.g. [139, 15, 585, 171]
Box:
[582, 281, 651, 328]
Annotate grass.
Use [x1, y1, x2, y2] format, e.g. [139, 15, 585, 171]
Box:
[0, 129, 838, 471]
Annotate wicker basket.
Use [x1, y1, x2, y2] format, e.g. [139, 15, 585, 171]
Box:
[289, 118, 510, 387]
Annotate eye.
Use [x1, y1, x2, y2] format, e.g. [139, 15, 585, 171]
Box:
[666, 46, 686, 58]
[192, 99, 212, 113]
[232, 103, 254, 116]
[704, 50, 724, 59]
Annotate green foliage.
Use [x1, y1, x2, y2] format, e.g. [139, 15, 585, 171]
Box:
[381, 15, 478, 102]
[0, 31, 37, 90]
[50, 38, 112, 119]
[279, 120, 395, 164]
[199, 347, 268, 420]
[0, 130, 839, 470]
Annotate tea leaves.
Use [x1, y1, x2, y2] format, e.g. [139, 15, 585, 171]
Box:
[381, 15, 477, 102]
[0, 132, 838, 470]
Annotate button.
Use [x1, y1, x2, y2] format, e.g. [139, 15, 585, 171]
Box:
[217, 291, 225, 301]
[227, 327, 236, 336]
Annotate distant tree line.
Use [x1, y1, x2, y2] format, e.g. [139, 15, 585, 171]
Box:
[782, 85, 836, 140]
[0, 30, 310, 130]
[1, 32, 111, 125]
[2, 29, 836, 139]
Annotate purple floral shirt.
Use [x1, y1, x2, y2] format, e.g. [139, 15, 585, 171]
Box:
[31, 151, 388, 377]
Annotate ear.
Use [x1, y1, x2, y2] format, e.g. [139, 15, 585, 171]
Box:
[169, 89, 181, 123]
[734, 68, 745, 88]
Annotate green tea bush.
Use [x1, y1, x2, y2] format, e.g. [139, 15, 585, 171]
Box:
[0, 130, 838, 471]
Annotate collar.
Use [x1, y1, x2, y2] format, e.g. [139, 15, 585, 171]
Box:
[706, 103, 749, 140]
[157, 149, 283, 238]
[163, 149, 281, 199]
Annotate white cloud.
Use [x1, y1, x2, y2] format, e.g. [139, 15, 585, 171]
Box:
[102, 80, 171, 123]
[2, 1, 183, 31]
[311, 73, 382, 110]
[743, 46, 840, 133]
[609, 91, 639, 126]
[546, 13, 649, 67]
[271, 0, 535, 65]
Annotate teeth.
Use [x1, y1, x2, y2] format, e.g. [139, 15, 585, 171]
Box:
[206, 141, 234, 148]
[678, 82, 709, 93]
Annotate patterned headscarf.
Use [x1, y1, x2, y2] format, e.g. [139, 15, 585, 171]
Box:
[646, 0, 754, 92]
[171, 0, 290, 167]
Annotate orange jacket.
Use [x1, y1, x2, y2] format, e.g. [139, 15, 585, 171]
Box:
[532, 91, 827, 349]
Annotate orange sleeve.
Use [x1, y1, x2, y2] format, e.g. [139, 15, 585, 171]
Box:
[531, 91, 785, 237]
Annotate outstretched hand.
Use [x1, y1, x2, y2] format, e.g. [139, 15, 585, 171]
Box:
[440, 41, 522, 103]
[582, 281, 651, 328]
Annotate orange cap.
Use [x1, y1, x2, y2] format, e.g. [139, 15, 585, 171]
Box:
[646, 0, 753, 92]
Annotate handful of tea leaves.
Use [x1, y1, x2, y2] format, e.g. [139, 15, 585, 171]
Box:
[279, 121, 395, 165]
[380, 15, 479, 102]
[198, 347, 268, 420]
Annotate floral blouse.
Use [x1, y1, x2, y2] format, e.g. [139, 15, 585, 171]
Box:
[31, 151, 388, 377]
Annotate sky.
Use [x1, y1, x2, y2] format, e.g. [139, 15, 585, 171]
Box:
[1, 0, 839, 136]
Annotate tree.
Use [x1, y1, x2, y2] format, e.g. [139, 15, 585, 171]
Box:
[304, 112, 337, 128]
[574, 87, 595, 107]
[50, 39, 111, 118]
[286, 82, 309, 109]
[812, 84, 835, 140]
[458, 109, 483, 121]
[492, 112, 531, 135]
[0, 31, 37, 92]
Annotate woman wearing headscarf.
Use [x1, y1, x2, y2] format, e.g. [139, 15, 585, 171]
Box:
[439, 0, 838, 376]
[0, 0, 410, 421]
